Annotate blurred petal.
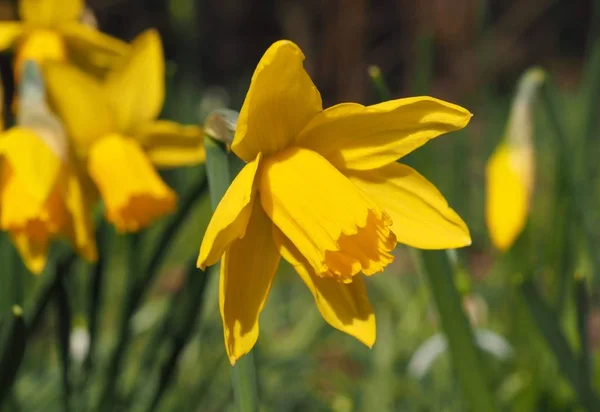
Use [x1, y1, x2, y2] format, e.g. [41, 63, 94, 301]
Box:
[277, 230, 375, 347]
[197, 154, 261, 269]
[0, 162, 66, 275]
[14, 29, 66, 80]
[44, 62, 114, 153]
[260, 147, 394, 282]
[485, 144, 531, 251]
[11, 233, 48, 275]
[61, 22, 129, 74]
[297, 97, 472, 170]
[348, 162, 471, 249]
[232, 40, 322, 162]
[220, 206, 279, 365]
[0, 127, 62, 202]
[19, 0, 83, 24]
[64, 164, 97, 261]
[88, 134, 176, 232]
[0, 22, 23, 51]
[104, 29, 164, 131]
[135, 120, 205, 168]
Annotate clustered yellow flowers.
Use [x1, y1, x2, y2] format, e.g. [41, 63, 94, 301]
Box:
[0, 0, 205, 274]
[198, 40, 472, 365]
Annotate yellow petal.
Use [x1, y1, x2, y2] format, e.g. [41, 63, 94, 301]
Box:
[60, 22, 129, 74]
[11, 232, 48, 275]
[277, 230, 375, 347]
[64, 163, 97, 261]
[232, 40, 322, 162]
[87, 134, 176, 232]
[220, 205, 280, 365]
[259, 147, 395, 283]
[135, 120, 205, 168]
[44, 62, 114, 153]
[485, 143, 531, 251]
[348, 162, 471, 249]
[14, 29, 67, 81]
[0, 127, 62, 203]
[297, 97, 472, 170]
[19, 0, 83, 24]
[0, 162, 66, 275]
[197, 153, 261, 269]
[104, 29, 164, 131]
[0, 22, 23, 51]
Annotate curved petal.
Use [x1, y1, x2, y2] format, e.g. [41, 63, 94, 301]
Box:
[44, 62, 114, 153]
[135, 120, 205, 168]
[259, 147, 395, 282]
[197, 153, 262, 269]
[104, 29, 164, 131]
[14, 29, 67, 80]
[347, 162, 471, 249]
[61, 22, 129, 74]
[220, 205, 280, 365]
[231, 40, 322, 162]
[88, 134, 176, 232]
[19, 0, 83, 24]
[485, 144, 531, 251]
[12, 233, 49, 275]
[0, 23, 23, 51]
[64, 163, 97, 261]
[297, 97, 472, 170]
[0, 127, 62, 203]
[276, 230, 375, 347]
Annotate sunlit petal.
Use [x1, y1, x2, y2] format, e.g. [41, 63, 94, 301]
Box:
[0, 22, 23, 51]
[277, 230, 375, 347]
[232, 40, 322, 162]
[197, 154, 261, 269]
[297, 97, 472, 170]
[259, 147, 395, 282]
[220, 206, 279, 365]
[348, 162, 471, 249]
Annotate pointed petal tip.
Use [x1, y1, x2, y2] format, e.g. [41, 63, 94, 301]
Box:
[228, 355, 237, 366]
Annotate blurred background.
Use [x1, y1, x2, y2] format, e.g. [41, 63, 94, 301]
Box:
[1, 0, 600, 411]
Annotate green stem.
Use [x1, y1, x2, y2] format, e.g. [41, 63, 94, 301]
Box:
[204, 136, 259, 412]
[575, 275, 592, 399]
[54, 276, 72, 412]
[413, 250, 497, 412]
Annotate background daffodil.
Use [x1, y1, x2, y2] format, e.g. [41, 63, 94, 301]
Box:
[0, 61, 96, 274]
[44, 29, 205, 232]
[486, 68, 545, 251]
[197, 40, 472, 365]
[0, 0, 128, 79]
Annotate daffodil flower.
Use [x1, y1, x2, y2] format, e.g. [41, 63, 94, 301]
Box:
[0, 61, 96, 274]
[0, 0, 128, 79]
[197, 40, 472, 365]
[44, 29, 205, 232]
[486, 68, 544, 251]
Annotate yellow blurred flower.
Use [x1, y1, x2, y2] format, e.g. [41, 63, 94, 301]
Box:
[0, 64, 97, 274]
[486, 68, 545, 251]
[197, 40, 472, 365]
[0, 0, 128, 79]
[44, 29, 205, 232]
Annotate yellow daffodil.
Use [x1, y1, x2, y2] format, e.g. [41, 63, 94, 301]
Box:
[197, 40, 472, 365]
[486, 68, 544, 251]
[0, 61, 96, 273]
[44, 29, 205, 232]
[0, 0, 128, 79]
